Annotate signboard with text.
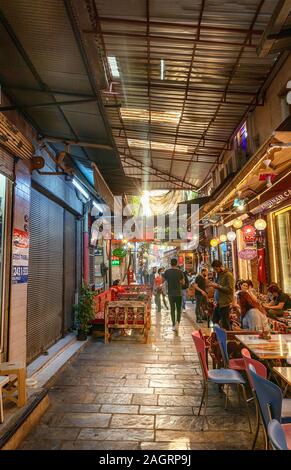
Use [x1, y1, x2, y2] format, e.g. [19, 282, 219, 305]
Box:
[12, 228, 29, 284]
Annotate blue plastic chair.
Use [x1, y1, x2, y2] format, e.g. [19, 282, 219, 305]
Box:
[249, 368, 291, 449]
[214, 325, 245, 370]
[268, 419, 289, 450]
[192, 331, 252, 432]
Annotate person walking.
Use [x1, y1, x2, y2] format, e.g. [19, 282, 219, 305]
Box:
[163, 258, 185, 332]
[154, 268, 168, 312]
[193, 267, 208, 323]
[180, 267, 190, 312]
[209, 260, 234, 330]
[149, 267, 157, 290]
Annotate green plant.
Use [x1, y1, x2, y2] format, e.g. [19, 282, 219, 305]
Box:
[73, 282, 95, 334]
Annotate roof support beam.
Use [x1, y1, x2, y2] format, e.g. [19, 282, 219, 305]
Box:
[39, 136, 112, 151]
[257, 0, 291, 56]
[96, 16, 264, 36]
[84, 30, 258, 48]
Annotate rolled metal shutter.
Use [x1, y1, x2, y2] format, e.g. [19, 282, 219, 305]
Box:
[27, 188, 64, 363]
[63, 210, 76, 332]
[0, 147, 14, 179]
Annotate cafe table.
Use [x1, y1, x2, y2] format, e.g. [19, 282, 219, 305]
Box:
[235, 334, 291, 384]
[235, 334, 291, 361]
[273, 367, 291, 397]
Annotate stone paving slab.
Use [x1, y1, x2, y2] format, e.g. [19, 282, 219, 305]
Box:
[19, 302, 263, 450]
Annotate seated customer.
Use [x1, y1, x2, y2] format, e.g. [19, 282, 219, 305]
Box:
[112, 279, 125, 293]
[237, 291, 270, 332]
[263, 285, 291, 318]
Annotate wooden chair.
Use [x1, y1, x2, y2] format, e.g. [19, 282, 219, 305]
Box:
[0, 376, 9, 423]
[0, 362, 26, 408]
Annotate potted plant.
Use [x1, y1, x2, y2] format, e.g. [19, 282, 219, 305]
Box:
[74, 282, 95, 340]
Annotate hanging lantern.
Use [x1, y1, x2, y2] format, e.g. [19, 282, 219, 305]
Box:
[233, 218, 243, 229]
[210, 238, 218, 247]
[219, 234, 227, 243]
[254, 218, 267, 231]
[227, 230, 236, 242]
[242, 224, 256, 237]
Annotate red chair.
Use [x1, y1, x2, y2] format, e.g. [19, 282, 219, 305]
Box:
[192, 331, 252, 432]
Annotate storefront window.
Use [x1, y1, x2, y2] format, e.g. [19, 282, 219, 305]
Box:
[0, 174, 7, 346]
[275, 207, 291, 294]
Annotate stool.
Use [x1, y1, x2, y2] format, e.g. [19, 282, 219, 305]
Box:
[0, 362, 26, 408]
[0, 376, 9, 423]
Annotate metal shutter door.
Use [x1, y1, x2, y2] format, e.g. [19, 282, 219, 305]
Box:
[27, 189, 64, 363]
[0, 148, 14, 178]
[63, 210, 75, 332]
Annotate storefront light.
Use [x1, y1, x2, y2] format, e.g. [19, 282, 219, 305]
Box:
[210, 238, 218, 247]
[233, 218, 243, 229]
[72, 178, 90, 200]
[254, 218, 267, 231]
[227, 230, 236, 241]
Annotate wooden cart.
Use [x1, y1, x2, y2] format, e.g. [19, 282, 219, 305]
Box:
[104, 301, 149, 343]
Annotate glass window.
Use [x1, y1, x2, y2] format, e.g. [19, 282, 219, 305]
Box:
[0, 174, 7, 346]
[275, 207, 291, 294]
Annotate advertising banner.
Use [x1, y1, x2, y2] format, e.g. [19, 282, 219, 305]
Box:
[12, 228, 29, 284]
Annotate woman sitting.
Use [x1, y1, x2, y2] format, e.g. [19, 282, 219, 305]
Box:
[237, 290, 270, 332]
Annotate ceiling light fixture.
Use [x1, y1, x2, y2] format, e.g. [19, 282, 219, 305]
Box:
[128, 138, 188, 153]
[160, 59, 165, 80]
[108, 56, 120, 78]
[120, 108, 181, 124]
[93, 200, 103, 214]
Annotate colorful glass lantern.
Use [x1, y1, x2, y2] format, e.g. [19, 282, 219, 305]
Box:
[227, 231, 236, 242]
[233, 219, 243, 229]
[219, 234, 227, 242]
[254, 218, 267, 231]
[242, 224, 256, 236]
[210, 238, 218, 247]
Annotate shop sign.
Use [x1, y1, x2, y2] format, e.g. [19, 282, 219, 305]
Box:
[112, 248, 127, 258]
[12, 228, 29, 284]
[250, 174, 291, 214]
[239, 249, 257, 260]
[111, 260, 120, 266]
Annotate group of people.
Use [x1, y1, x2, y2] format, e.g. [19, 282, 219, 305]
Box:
[114, 258, 291, 335]
[192, 260, 291, 332]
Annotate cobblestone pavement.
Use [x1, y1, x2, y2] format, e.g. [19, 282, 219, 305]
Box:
[20, 303, 263, 450]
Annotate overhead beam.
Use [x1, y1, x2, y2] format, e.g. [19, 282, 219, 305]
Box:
[40, 136, 113, 151]
[83, 29, 258, 48]
[257, 0, 291, 56]
[96, 16, 264, 36]
[0, 97, 99, 111]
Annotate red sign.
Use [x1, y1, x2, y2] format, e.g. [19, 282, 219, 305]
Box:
[239, 249, 257, 260]
[242, 224, 256, 243]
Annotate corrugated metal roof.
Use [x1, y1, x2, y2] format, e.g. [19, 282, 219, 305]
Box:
[0, 0, 132, 194]
[76, 0, 282, 191]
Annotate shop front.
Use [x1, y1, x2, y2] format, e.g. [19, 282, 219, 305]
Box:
[249, 172, 291, 294]
[260, 173, 291, 294]
[0, 154, 13, 363]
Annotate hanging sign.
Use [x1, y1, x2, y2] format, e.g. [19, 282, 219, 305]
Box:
[111, 259, 120, 266]
[112, 248, 127, 258]
[239, 249, 257, 260]
[12, 228, 29, 284]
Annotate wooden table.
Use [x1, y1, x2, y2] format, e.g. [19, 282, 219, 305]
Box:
[273, 367, 291, 397]
[0, 362, 26, 407]
[235, 334, 291, 361]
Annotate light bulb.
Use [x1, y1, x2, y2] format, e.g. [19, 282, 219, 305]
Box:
[254, 218, 267, 231]
[227, 231, 236, 241]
